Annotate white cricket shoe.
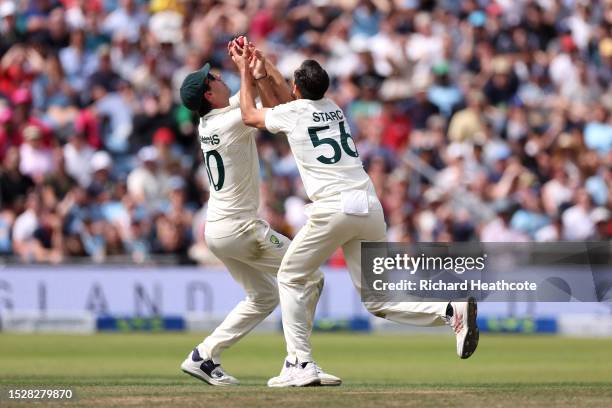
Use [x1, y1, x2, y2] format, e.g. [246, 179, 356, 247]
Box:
[448, 297, 479, 359]
[267, 360, 320, 388]
[180, 348, 239, 386]
[313, 363, 342, 386]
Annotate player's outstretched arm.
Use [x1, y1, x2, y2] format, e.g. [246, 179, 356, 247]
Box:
[264, 57, 294, 104]
[246, 45, 280, 108]
[229, 44, 268, 129]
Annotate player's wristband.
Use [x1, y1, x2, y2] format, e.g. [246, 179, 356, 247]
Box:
[254, 73, 268, 80]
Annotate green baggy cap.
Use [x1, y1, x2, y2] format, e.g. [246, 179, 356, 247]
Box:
[179, 63, 211, 112]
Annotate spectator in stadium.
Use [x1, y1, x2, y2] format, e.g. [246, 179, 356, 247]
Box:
[8, 87, 53, 146]
[30, 207, 64, 264]
[0, 45, 44, 97]
[58, 28, 97, 94]
[90, 79, 133, 155]
[0, 1, 23, 56]
[88, 150, 115, 193]
[31, 53, 74, 120]
[63, 130, 95, 187]
[0, 146, 34, 212]
[18, 125, 54, 182]
[11, 191, 42, 262]
[43, 148, 76, 200]
[127, 146, 165, 208]
[562, 189, 596, 241]
[447, 89, 486, 144]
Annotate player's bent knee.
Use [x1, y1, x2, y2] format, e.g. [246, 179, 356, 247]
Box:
[248, 293, 279, 314]
[364, 302, 388, 320]
[277, 270, 318, 287]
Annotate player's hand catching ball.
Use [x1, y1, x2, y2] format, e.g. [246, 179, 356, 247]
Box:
[249, 49, 267, 80]
[228, 38, 250, 74]
[228, 36, 246, 55]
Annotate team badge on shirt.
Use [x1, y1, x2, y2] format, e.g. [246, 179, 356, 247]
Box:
[270, 235, 283, 248]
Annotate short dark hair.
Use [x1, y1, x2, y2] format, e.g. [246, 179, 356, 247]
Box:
[294, 60, 329, 100]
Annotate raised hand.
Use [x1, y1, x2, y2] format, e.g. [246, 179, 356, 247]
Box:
[249, 48, 268, 80]
[228, 39, 250, 74]
[227, 36, 246, 57]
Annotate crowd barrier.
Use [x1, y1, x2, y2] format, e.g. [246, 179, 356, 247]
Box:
[0, 265, 610, 336]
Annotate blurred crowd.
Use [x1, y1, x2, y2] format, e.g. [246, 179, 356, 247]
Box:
[0, 0, 610, 265]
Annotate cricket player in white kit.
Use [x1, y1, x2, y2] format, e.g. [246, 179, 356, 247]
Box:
[177, 40, 341, 386]
[232, 48, 479, 387]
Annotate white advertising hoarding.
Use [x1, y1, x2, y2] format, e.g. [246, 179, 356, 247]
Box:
[0, 265, 609, 321]
[0, 265, 365, 318]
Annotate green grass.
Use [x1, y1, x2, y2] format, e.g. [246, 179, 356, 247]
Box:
[0, 333, 611, 407]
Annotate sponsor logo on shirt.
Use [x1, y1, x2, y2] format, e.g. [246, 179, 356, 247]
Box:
[200, 134, 220, 145]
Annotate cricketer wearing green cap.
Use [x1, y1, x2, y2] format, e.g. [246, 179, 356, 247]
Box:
[179, 63, 232, 117]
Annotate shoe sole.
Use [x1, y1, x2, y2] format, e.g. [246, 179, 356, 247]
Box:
[460, 297, 479, 359]
[295, 375, 321, 387]
[320, 379, 342, 386]
[180, 364, 237, 387]
[268, 375, 321, 388]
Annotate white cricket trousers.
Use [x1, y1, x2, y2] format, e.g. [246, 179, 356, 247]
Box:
[198, 218, 323, 363]
[278, 206, 448, 363]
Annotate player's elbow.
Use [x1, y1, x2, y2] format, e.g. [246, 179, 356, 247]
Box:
[241, 109, 265, 129]
[241, 111, 257, 127]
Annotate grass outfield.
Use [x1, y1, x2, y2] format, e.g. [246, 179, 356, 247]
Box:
[0, 333, 611, 407]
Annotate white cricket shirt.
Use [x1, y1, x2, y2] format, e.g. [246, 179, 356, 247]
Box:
[265, 97, 381, 209]
[198, 93, 260, 232]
